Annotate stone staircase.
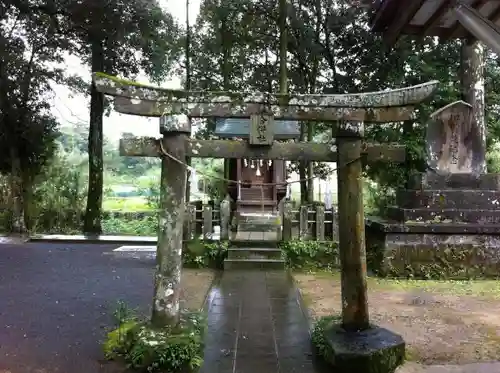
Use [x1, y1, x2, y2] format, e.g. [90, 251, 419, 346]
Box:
[237, 187, 276, 212]
[224, 211, 285, 270]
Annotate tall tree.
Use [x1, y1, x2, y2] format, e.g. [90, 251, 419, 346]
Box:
[60, 0, 181, 234]
[0, 3, 65, 232]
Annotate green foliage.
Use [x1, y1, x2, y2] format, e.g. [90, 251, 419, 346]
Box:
[191, 158, 225, 202]
[104, 304, 206, 373]
[28, 154, 87, 234]
[311, 315, 342, 362]
[486, 141, 500, 173]
[144, 182, 160, 210]
[0, 5, 63, 176]
[363, 179, 395, 217]
[113, 300, 140, 325]
[102, 215, 157, 236]
[279, 240, 339, 270]
[103, 197, 151, 212]
[184, 240, 229, 269]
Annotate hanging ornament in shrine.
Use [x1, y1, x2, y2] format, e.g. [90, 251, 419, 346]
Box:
[268, 160, 272, 167]
[324, 185, 333, 210]
[189, 168, 198, 187]
[256, 162, 261, 176]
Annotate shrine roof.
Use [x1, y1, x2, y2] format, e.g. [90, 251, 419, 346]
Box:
[368, 0, 500, 44]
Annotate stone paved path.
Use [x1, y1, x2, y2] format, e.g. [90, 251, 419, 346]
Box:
[201, 270, 329, 373]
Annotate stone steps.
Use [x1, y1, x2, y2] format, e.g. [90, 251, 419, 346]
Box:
[230, 239, 280, 248]
[397, 189, 500, 209]
[236, 212, 281, 232]
[225, 214, 285, 269]
[224, 258, 285, 270]
[227, 248, 282, 260]
[387, 206, 500, 224]
[224, 239, 285, 269]
[408, 173, 500, 190]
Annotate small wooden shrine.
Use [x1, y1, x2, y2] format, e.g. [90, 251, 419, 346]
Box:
[215, 118, 300, 210]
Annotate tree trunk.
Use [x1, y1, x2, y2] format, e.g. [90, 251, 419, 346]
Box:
[278, 0, 287, 97]
[9, 146, 26, 234]
[307, 122, 314, 202]
[185, 0, 192, 202]
[299, 123, 307, 203]
[84, 39, 105, 234]
[221, 10, 231, 202]
[461, 38, 486, 174]
[21, 171, 34, 232]
[403, 119, 413, 188]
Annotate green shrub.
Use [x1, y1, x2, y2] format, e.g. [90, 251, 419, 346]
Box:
[103, 305, 206, 373]
[184, 240, 229, 269]
[487, 141, 500, 173]
[28, 155, 86, 234]
[363, 179, 395, 216]
[102, 215, 157, 236]
[279, 240, 339, 270]
[311, 315, 341, 362]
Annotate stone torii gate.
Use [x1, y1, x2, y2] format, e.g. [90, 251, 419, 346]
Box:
[92, 72, 438, 372]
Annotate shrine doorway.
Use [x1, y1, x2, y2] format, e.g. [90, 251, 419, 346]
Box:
[240, 159, 274, 201]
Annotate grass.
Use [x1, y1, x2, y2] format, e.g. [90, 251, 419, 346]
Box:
[308, 269, 500, 299]
[375, 278, 500, 299]
[102, 196, 152, 211]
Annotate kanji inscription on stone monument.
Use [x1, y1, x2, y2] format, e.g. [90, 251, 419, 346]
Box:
[426, 100, 483, 174]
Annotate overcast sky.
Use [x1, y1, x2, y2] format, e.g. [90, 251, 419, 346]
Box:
[51, 0, 201, 140]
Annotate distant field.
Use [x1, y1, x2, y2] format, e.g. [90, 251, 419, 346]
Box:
[103, 196, 152, 211]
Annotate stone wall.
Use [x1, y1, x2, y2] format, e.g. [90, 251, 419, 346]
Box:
[366, 227, 500, 279]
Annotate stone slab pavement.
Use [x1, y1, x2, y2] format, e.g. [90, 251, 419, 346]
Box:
[201, 270, 330, 373]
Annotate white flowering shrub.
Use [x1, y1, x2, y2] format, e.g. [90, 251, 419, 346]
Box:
[103, 306, 206, 372]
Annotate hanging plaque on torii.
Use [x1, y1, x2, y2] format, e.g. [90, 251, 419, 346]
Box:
[249, 114, 274, 145]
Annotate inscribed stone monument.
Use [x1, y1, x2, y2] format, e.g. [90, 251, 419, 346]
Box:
[426, 100, 484, 174]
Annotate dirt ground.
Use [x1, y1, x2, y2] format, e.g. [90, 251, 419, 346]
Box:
[179, 268, 216, 310]
[294, 271, 500, 365]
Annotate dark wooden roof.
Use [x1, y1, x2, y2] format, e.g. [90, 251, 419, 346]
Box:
[369, 0, 500, 45]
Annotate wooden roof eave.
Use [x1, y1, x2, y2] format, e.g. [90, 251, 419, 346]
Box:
[442, 0, 490, 40]
[370, 0, 400, 32]
[382, 0, 428, 46]
[370, 0, 500, 46]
